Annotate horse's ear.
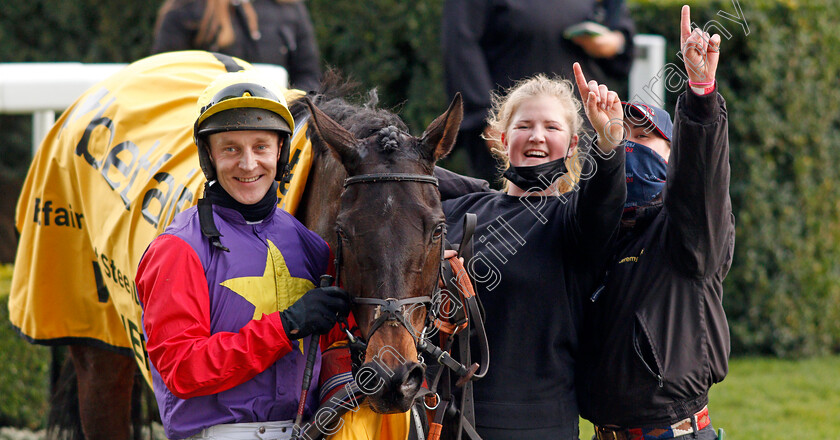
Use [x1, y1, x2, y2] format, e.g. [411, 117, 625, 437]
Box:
[420, 93, 463, 163]
[303, 97, 361, 169]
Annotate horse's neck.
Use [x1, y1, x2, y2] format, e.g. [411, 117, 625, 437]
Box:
[295, 146, 345, 250]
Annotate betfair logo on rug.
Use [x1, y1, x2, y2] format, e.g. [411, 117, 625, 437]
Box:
[32, 198, 84, 229]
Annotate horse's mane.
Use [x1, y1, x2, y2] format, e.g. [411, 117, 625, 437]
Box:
[289, 70, 412, 155]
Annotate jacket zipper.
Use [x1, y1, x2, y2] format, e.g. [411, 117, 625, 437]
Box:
[634, 323, 664, 388]
[590, 271, 608, 302]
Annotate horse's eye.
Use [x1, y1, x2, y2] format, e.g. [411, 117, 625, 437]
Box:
[432, 224, 445, 241]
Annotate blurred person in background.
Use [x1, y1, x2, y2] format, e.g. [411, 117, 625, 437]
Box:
[152, 0, 321, 91]
[442, 0, 635, 185]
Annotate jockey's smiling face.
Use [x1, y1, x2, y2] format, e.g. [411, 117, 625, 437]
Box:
[208, 130, 280, 205]
[502, 95, 579, 168]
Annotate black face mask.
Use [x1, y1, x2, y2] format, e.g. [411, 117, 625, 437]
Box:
[503, 158, 569, 192]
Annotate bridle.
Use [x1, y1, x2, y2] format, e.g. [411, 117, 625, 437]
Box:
[308, 171, 490, 440]
[333, 172, 445, 369]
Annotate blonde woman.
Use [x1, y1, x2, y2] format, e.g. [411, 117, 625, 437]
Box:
[437, 64, 626, 439]
[152, 0, 321, 91]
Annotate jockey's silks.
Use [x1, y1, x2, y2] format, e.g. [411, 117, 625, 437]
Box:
[136, 204, 329, 439]
[8, 51, 312, 386]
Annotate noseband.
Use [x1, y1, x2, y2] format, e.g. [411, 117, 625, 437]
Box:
[334, 173, 443, 367]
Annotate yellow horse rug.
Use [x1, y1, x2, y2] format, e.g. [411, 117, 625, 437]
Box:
[9, 50, 408, 440]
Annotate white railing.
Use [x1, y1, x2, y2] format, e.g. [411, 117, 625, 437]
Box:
[629, 34, 667, 109]
[0, 62, 288, 155]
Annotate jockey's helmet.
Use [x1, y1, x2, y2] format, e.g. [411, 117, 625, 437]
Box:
[194, 70, 295, 182]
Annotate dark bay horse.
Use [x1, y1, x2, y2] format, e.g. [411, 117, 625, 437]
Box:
[293, 82, 462, 415]
[11, 52, 462, 439]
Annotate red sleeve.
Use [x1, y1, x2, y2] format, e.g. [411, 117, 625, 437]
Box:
[136, 234, 294, 399]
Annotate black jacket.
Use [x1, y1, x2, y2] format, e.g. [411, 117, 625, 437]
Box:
[577, 86, 734, 428]
[440, 146, 625, 438]
[152, 0, 321, 91]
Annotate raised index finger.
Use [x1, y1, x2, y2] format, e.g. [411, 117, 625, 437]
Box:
[680, 5, 691, 47]
[572, 62, 589, 98]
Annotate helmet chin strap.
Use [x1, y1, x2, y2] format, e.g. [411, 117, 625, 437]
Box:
[277, 133, 292, 183]
[198, 182, 229, 253]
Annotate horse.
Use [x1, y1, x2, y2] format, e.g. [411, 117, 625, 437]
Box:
[8, 51, 464, 439]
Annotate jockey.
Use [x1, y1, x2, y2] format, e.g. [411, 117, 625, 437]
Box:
[136, 69, 351, 440]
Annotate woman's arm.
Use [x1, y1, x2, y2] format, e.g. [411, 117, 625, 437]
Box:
[567, 63, 627, 256]
[434, 166, 492, 201]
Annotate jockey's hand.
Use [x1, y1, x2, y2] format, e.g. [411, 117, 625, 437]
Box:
[680, 5, 721, 85]
[280, 286, 351, 340]
[573, 62, 624, 153]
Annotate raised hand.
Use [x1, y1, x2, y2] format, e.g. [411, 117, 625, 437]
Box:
[680, 5, 722, 84]
[572, 62, 624, 153]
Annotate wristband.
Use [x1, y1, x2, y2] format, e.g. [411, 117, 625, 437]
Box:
[689, 80, 716, 96]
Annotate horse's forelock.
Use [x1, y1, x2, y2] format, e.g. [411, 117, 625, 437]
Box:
[290, 74, 430, 164]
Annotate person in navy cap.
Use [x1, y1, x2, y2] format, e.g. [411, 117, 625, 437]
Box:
[621, 101, 673, 209]
[577, 5, 733, 440]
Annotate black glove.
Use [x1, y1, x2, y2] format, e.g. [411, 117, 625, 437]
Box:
[279, 286, 351, 340]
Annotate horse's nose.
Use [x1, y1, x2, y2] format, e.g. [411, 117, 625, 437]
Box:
[395, 361, 425, 399]
[380, 361, 424, 400]
[365, 361, 425, 413]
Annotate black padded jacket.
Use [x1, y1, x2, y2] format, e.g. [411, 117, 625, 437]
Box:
[577, 85, 735, 428]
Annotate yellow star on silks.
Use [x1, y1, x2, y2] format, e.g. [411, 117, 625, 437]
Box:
[221, 239, 315, 353]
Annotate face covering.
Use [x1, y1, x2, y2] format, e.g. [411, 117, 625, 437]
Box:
[503, 158, 569, 192]
[625, 140, 667, 208]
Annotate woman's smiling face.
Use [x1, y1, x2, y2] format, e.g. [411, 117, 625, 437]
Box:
[208, 130, 280, 205]
[503, 95, 578, 168]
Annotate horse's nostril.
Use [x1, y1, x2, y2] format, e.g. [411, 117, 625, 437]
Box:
[399, 363, 425, 396]
[407, 363, 425, 383]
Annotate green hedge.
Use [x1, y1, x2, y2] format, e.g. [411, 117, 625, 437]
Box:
[1, 0, 839, 359]
[0, 265, 50, 429]
[631, 0, 840, 357]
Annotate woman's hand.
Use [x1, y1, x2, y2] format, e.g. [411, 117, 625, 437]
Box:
[573, 62, 624, 154]
[572, 31, 626, 59]
[680, 5, 721, 84]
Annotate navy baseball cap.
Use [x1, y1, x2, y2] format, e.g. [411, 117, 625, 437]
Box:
[622, 102, 673, 142]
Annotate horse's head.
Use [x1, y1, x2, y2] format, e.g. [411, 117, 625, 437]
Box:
[304, 93, 462, 413]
